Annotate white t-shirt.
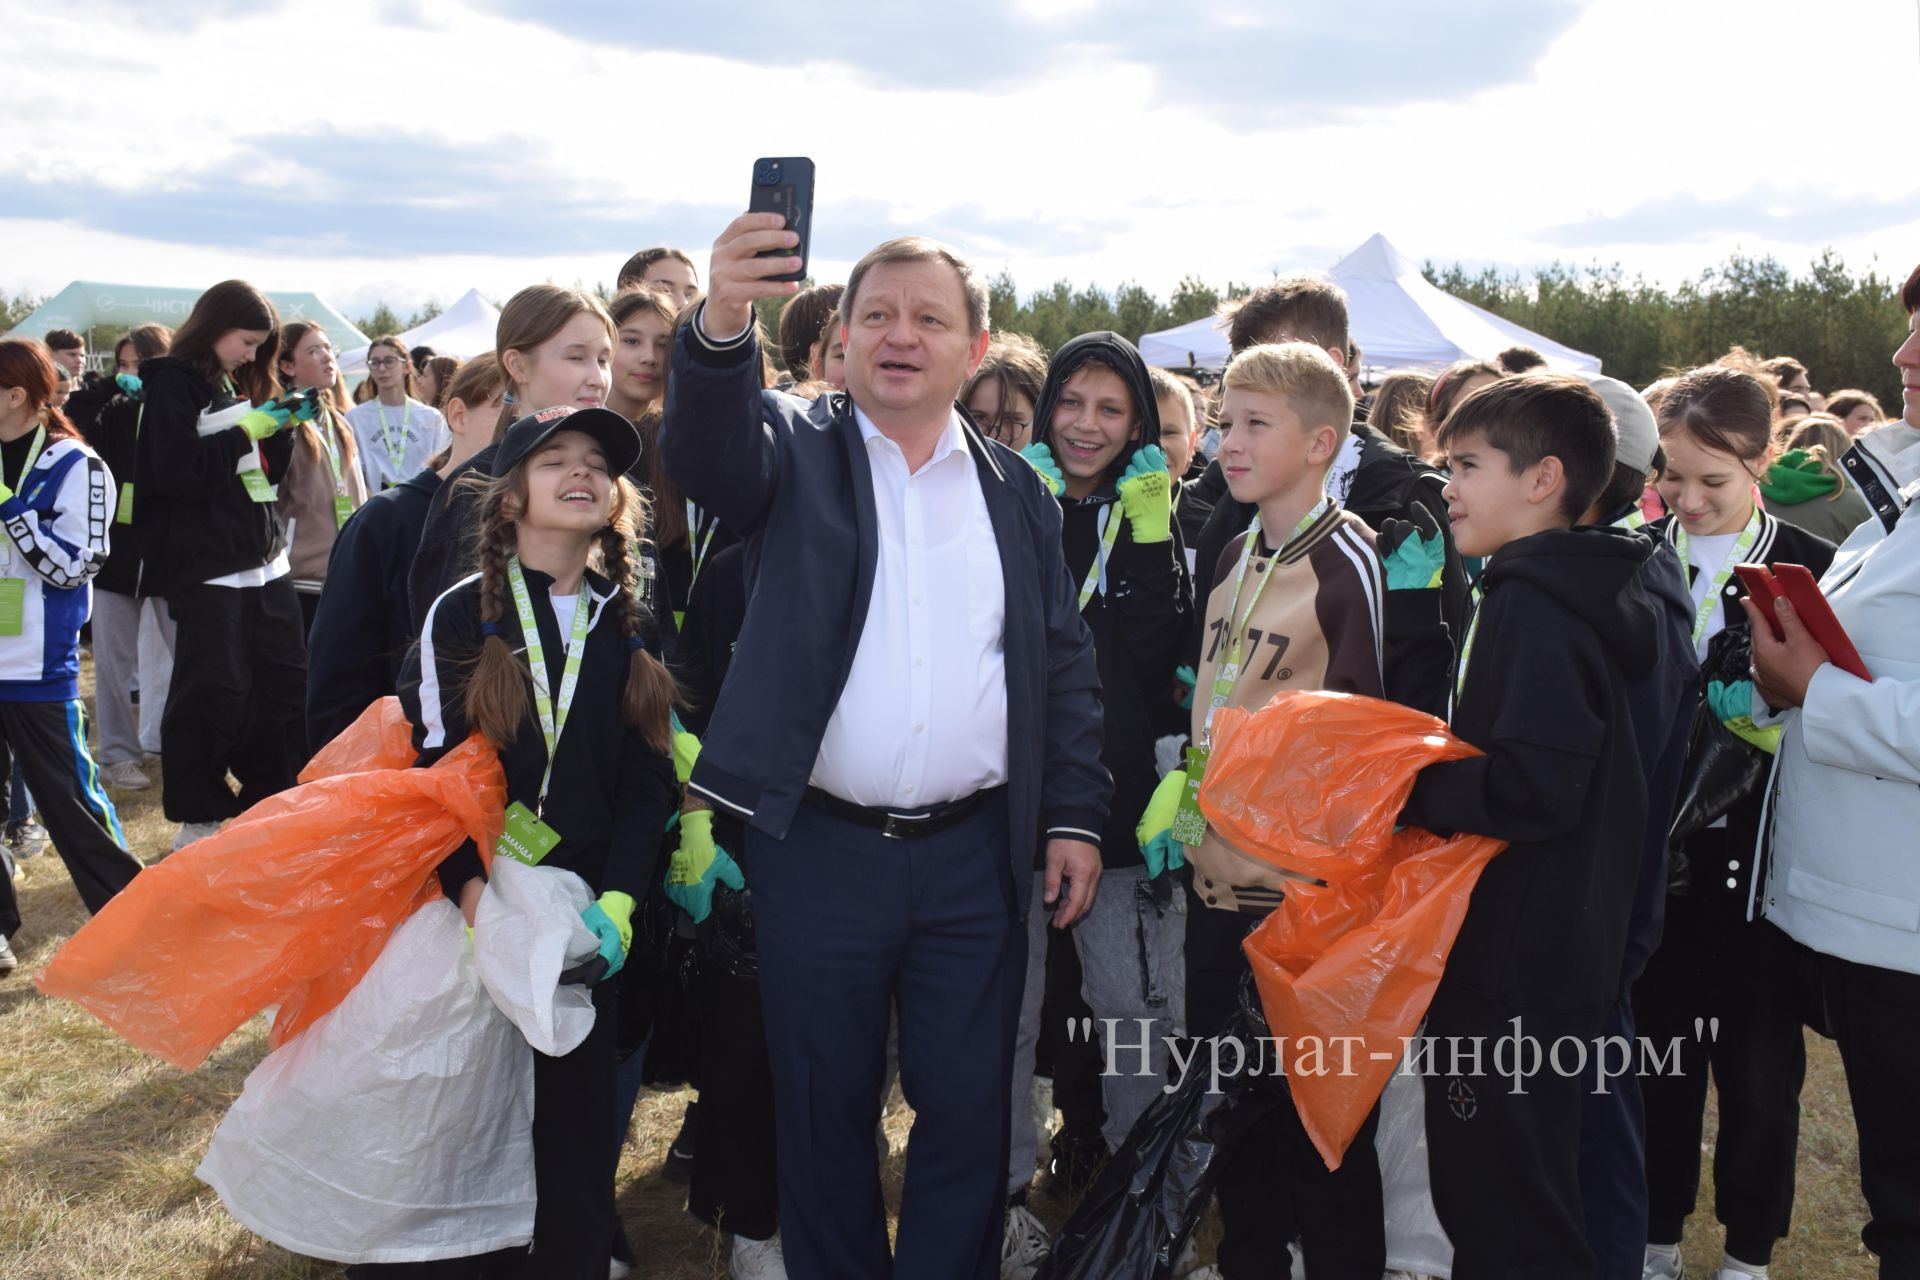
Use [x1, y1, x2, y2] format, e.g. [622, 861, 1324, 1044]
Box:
[1685, 530, 1740, 660]
[345, 397, 450, 492]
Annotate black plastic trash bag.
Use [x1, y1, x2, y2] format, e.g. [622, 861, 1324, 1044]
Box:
[1668, 631, 1767, 889]
[1037, 986, 1287, 1280]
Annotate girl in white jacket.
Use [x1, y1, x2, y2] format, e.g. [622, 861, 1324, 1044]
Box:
[1747, 267, 1920, 1277]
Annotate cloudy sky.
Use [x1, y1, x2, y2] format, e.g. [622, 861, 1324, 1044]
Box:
[2, 0, 1915, 319]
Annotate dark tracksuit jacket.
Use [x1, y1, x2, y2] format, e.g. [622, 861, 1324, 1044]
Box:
[1029, 332, 1192, 869]
[399, 564, 677, 906]
[77, 389, 143, 598]
[306, 467, 444, 749]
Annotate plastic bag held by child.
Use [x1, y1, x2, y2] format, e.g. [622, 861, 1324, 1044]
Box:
[197, 900, 537, 1264]
[1198, 690, 1506, 1170]
[36, 698, 508, 1069]
[474, 859, 601, 1057]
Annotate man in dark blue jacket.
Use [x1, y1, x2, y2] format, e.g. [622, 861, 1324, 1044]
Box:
[661, 213, 1111, 1280]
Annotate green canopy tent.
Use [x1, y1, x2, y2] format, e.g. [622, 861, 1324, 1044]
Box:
[7, 281, 368, 367]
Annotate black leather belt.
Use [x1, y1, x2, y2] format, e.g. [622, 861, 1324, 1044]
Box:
[804, 785, 1003, 840]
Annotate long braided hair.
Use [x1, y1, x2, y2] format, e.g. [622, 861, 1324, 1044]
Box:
[461, 458, 676, 755]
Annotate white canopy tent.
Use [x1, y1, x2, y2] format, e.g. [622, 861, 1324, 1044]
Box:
[338, 288, 500, 374]
[7, 281, 367, 365]
[1137, 234, 1601, 375]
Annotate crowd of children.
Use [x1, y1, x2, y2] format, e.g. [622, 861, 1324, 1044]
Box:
[1, 235, 1916, 1280]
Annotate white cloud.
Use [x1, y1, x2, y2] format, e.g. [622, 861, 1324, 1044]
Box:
[1, 0, 1914, 317]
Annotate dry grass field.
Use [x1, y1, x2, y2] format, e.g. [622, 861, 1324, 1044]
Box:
[0, 659, 1887, 1278]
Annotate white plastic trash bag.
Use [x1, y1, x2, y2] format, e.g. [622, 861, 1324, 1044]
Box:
[1376, 1059, 1454, 1278]
[197, 900, 536, 1265]
[474, 858, 601, 1056]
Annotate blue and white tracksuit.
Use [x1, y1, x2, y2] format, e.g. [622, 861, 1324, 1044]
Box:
[0, 433, 142, 936]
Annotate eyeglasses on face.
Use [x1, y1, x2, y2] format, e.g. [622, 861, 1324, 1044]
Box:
[367, 357, 404, 370]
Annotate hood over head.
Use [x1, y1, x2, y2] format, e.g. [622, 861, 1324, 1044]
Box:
[1481, 525, 1668, 678]
[1030, 331, 1162, 490]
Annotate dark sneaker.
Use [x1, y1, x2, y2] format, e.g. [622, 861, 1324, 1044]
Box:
[662, 1099, 697, 1184]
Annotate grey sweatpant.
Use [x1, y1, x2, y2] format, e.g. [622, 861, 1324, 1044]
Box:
[1008, 865, 1186, 1194]
[91, 590, 175, 764]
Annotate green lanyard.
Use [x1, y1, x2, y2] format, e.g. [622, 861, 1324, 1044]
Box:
[315, 410, 353, 528]
[1200, 496, 1330, 744]
[6, 425, 46, 492]
[1453, 587, 1483, 706]
[1076, 504, 1125, 612]
[685, 500, 716, 591]
[505, 556, 595, 814]
[376, 400, 408, 473]
[1675, 507, 1762, 648]
[1615, 508, 1647, 530]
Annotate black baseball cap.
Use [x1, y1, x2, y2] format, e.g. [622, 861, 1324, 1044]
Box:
[495, 405, 643, 478]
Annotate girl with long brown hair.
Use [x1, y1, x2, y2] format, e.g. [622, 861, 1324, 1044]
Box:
[276, 321, 370, 635]
[134, 279, 311, 853]
[396, 405, 677, 1280]
[0, 338, 144, 971]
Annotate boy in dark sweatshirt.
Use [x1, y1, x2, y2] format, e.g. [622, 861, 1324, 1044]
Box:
[1402, 374, 1662, 1279]
[998, 332, 1191, 1258]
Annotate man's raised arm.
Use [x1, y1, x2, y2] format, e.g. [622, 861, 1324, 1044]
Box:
[659, 212, 804, 535]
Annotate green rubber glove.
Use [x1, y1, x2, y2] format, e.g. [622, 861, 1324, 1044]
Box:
[581, 889, 636, 977]
[237, 402, 291, 441]
[665, 809, 745, 924]
[1021, 442, 1064, 497]
[670, 712, 702, 786]
[288, 389, 319, 425]
[1174, 664, 1196, 711]
[1136, 769, 1189, 878]
[1116, 445, 1173, 544]
[1378, 512, 1446, 591]
[114, 372, 142, 398]
[1708, 678, 1781, 754]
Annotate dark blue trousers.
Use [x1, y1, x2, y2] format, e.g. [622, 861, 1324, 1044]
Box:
[751, 798, 1023, 1280]
[1579, 998, 1649, 1280]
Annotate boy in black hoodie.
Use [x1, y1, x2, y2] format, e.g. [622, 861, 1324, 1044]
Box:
[998, 333, 1191, 1260]
[1401, 374, 1661, 1278]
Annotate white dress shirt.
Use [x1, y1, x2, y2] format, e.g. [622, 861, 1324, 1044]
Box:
[808, 406, 1009, 809]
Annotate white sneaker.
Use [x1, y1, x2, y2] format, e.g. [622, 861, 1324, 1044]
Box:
[1185, 1268, 1222, 1280]
[1715, 1266, 1767, 1280]
[1000, 1202, 1051, 1280]
[608, 1259, 631, 1279]
[0, 933, 16, 974]
[103, 760, 151, 790]
[1645, 1244, 1686, 1280]
[171, 820, 222, 851]
[730, 1230, 787, 1280]
[8, 820, 48, 859]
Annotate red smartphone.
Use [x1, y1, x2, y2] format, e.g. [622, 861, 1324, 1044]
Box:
[1734, 564, 1786, 641]
[1771, 563, 1871, 681]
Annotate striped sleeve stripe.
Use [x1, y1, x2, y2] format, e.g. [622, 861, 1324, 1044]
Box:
[416, 571, 482, 750]
[1330, 525, 1385, 680]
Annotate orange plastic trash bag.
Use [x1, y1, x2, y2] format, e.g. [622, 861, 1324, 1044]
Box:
[36, 697, 506, 1070]
[1197, 691, 1505, 1170]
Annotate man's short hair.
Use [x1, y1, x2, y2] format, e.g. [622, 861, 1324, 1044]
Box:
[778, 283, 845, 377]
[1903, 261, 1920, 315]
[1220, 276, 1350, 357]
[1497, 345, 1547, 374]
[1437, 373, 1616, 523]
[1222, 341, 1356, 437]
[43, 328, 83, 352]
[844, 237, 989, 336]
[1148, 366, 1195, 427]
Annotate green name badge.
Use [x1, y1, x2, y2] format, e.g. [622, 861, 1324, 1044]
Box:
[240, 468, 277, 504]
[334, 493, 353, 529]
[496, 801, 561, 867]
[116, 482, 133, 525]
[1171, 744, 1211, 848]
[0, 579, 23, 638]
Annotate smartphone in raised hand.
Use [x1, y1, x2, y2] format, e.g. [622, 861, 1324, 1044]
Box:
[749, 156, 815, 284]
